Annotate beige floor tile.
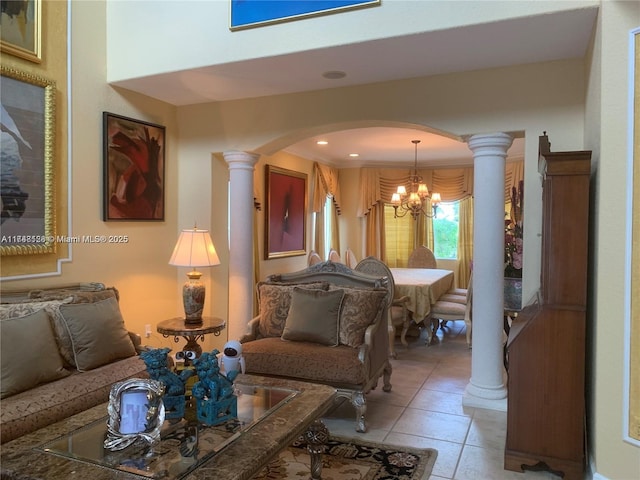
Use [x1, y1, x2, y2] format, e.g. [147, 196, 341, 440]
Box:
[466, 408, 508, 452]
[455, 444, 522, 480]
[409, 388, 474, 417]
[393, 408, 471, 444]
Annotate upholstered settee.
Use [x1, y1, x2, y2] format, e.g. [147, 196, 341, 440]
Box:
[0, 283, 148, 444]
[240, 262, 393, 432]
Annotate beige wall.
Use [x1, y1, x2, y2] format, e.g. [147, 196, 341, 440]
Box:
[585, 2, 640, 479]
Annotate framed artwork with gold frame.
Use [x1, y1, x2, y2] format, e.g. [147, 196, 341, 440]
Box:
[264, 165, 307, 259]
[0, 0, 42, 63]
[0, 65, 56, 256]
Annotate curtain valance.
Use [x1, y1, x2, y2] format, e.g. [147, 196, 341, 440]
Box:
[357, 166, 475, 217]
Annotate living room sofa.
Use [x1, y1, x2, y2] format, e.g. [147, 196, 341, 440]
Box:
[240, 261, 393, 432]
[0, 283, 148, 444]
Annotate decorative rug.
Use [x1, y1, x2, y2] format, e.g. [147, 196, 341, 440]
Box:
[252, 436, 437, 479]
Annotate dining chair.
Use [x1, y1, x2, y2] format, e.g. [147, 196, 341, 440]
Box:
[428, 276, 473, 347]
[328, 248, 341, 263]
[355, 256, 411, 358]
[407, 246, 437, 268]
[344, 248, 358, 269]
[308, 250, 323, 266]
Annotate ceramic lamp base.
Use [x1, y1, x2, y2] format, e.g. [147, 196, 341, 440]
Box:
[183, 272, 205, 324]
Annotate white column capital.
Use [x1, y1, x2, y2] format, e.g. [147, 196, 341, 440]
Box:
[467, 133, 513, 158]
[223, 151, 260, 170]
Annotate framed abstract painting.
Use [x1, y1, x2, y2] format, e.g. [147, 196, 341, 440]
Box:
[103, 112, 165, 221]
[264, 165, 307, 259]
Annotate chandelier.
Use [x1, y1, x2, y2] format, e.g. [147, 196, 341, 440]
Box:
[391, 140, 441, 220]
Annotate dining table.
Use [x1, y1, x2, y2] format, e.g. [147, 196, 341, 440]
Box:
[390, 268, 455, 323]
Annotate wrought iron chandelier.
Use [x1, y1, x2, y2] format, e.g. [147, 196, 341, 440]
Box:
[390, 140, 441, 220]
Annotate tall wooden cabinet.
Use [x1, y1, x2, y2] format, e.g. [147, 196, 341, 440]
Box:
[504, 133, 591, 480]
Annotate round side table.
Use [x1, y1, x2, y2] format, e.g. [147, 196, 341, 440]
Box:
[157, 316, 226, 358]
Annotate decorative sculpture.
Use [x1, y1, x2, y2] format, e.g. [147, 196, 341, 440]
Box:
[140, 347, 194, 420]
[191, 349, 238, 425]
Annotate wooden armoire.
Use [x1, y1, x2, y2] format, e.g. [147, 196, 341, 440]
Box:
[504, 133, 591, 480]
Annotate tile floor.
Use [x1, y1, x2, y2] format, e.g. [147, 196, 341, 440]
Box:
[321, 321, 565, 480]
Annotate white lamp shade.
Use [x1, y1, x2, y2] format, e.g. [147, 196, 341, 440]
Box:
[169, 228, 220, 267]
[431, 192, 442, 204]
[417, 183, 429, 197]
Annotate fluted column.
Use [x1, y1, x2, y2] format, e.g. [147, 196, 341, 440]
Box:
[223, 151, 259, 341]
[463, 132, 513, 411]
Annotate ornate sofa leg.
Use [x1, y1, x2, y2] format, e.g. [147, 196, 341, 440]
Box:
[351, 391, 367, 433]
[382, 360, 392, 392]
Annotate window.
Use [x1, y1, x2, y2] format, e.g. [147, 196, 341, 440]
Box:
[433, 201, 459, 260]
[384, 200, 460, 265]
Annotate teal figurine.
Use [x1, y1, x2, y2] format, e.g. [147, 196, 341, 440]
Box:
[141, 347, 194, 419]
[192, 350, 237, 425]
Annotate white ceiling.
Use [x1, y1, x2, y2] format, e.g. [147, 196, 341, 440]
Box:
[114, 7, 597, 167]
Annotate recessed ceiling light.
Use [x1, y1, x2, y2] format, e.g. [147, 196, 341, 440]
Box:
[316, 140, 328, 145]
[349, 153, 359, 157]
[322, 71, 346, 80]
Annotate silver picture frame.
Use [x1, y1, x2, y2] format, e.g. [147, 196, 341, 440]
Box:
[104, 378, 166, 451]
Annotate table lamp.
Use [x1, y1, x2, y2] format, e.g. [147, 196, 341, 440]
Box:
[169, 226, 220, 324]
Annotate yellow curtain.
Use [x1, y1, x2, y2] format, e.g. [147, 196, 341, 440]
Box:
[384, 205, 415, 267]
[457, 196, 474, 288]
[365, 203, 386, 260]
[313, 163, 342, 213]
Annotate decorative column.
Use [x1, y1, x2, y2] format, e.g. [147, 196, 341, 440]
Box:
[223, 151, 259, 341]
[463, 132, 513, 411]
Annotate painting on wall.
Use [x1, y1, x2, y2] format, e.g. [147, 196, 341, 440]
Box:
[0, 66, 55, 256]
[103, 112, 165, 221]
[0, 0, 41, 63]
[264, 165, 306, 259]
[230, 0, 380, 30]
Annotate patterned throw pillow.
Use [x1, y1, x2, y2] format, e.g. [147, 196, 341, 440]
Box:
[0, 298, 72, 321]
[330, 286, 388, 348]
[257, 282, 329, 338]
[281, 288, 345, 346]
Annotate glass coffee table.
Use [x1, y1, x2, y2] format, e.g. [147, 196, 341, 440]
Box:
[0, 375, 336, 480]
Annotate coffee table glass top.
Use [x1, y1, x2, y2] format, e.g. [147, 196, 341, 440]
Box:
[37, 384, 297, 479]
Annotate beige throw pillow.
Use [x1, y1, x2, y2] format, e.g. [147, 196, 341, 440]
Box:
[1, 309, 70, 399]
[257, 282, 329, 338]
[50, 289, 118, 367]
[58, 296, 136, 372]
[281, 288, 345, 346]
